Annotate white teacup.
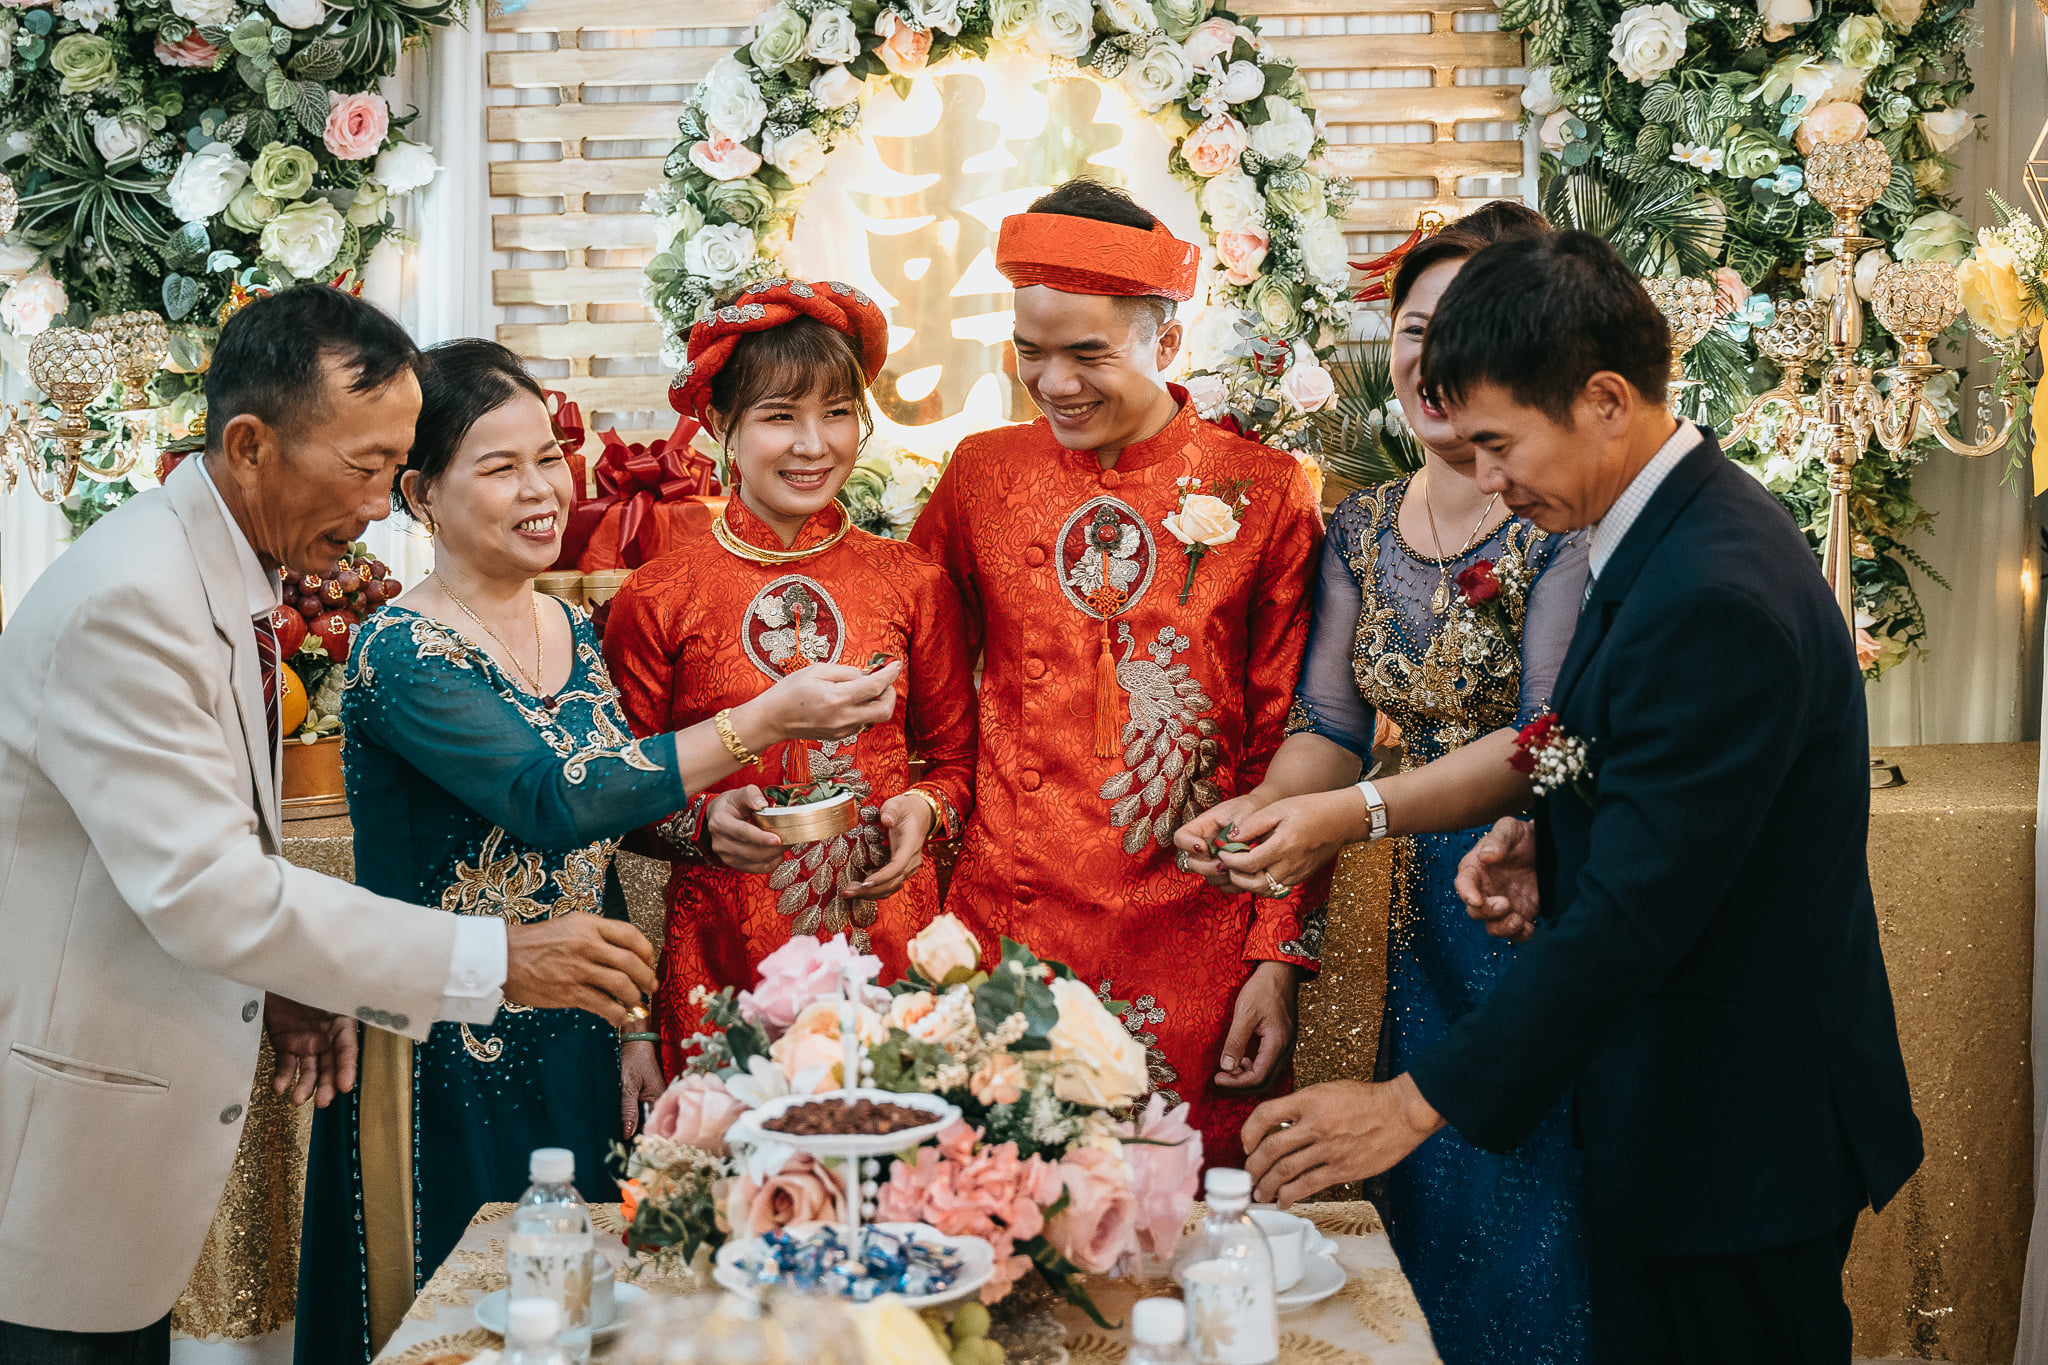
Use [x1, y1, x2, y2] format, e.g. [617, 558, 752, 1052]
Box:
[593, 1255, 616, 1326]
[1250, 1208, 1310, 1290]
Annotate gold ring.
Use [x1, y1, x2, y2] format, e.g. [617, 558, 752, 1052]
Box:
[1263, 873, 1289, 897]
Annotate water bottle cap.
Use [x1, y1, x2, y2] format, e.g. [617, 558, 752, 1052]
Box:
[1204, 1167, 1251, 1198]
[529, 1147, 574, 1183]
[506, 1297, 560, 1343]
[1132, 1297, 1186, 1344]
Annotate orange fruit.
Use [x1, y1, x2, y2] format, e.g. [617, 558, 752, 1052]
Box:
[279, 664, 309, 738]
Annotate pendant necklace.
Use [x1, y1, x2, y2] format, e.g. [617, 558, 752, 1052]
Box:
[437, 572, 555, 710]
[1420, 464, 1501, 615]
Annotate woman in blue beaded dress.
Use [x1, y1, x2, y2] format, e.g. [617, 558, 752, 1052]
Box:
[295, 341, 901, 1365]
[1178, 202, 1592, 1365]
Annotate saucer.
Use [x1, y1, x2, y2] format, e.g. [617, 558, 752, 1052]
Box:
[473, 1284, 646, 1341]
[1276, 1251, 1345, 1312]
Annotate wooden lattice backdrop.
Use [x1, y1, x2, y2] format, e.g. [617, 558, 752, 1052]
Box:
[483, 0, 1527, 443]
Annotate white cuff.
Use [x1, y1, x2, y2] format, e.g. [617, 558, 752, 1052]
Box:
[437, 915, 507, 1025]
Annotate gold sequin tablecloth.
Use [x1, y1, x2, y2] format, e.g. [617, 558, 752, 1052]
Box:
[373, 1201, 1441, 1365]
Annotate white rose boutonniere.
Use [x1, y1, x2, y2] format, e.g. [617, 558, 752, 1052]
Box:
[1608, 4, 1689, 85]
[1162, 476, 1250, 604]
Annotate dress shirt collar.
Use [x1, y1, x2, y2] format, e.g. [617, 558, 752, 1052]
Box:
[1586, 418, 1699, 582]
[1074, 382, 1197, 474]
[197, 455, 283, 615]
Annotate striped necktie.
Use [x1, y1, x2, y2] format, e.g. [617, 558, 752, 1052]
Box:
[253, 609, 280, 760]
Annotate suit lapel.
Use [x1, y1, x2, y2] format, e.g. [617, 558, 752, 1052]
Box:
[1548, 435, 1726, 713]
[165, 459, 281, 849]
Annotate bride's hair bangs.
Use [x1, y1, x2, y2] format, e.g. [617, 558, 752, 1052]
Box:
[709, 314, 874, 443]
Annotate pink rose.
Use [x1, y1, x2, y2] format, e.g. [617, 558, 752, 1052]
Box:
[645, 1073, 745, 1155]
[1182, 115, 1247, 178]
[323, 90, 390, 161]
[1122, 1094, 1202, 1260]
[1184, 17, 1250, 66]
[688, 132, 764, 182]
[969, 1053, 1024, 1107]
[1046, 1146, 1138, 1274]
[1279, 360, 1335, 413]
[1215, 226, 1269, 286]
[1855, 626, 1883, 670]
[154, 32, 220, 67]
[875, 1121, 1063, 1304]
[738, 933, 881, 1032]
[728, 1152, 845, 1236]
[769, 998, 885, 1091]
[1712, 266, 1749, 318]
[876, 11, 930, 76]
[1794, 100, 1870, 154]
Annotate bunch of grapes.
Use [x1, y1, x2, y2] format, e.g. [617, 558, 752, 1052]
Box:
[269, 546, 402, 663]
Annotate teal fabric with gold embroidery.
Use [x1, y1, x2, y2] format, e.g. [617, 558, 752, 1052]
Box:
[296, 602, 687, 1365]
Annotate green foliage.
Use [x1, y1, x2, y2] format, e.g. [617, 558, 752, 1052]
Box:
[1319, 342, 1423, 491]
[971, 938, 1068, 1053]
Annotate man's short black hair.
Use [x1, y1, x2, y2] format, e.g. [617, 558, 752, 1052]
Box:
[1420, 230, 1670, 423]
[204, 284, 421, 452]
[1025, 177, 1178, 333]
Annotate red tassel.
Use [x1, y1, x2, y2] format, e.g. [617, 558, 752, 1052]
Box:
[782, 740, 812, 786]
[1095, 621, 1119, 760]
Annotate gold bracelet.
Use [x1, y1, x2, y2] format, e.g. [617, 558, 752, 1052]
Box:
[906, 785, 947, 838]
[713, 707, 758, 766]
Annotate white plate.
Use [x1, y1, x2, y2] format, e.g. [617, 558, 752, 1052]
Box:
[473, 1283, 647, 1341]
[727, 1088, 961, 1159]
[713, 1222, 995, 1308]
[1276, 1252, 1345, 1312]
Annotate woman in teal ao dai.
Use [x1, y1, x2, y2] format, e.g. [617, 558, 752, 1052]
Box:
[1177, 203, 1593, 1364]
[296, 341, 900, 1364]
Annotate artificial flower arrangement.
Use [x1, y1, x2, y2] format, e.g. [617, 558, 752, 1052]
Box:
[642, 0, 1354, 456]
[1507, 0, 1985, 673]
[837, 443, 944, 539]
[268, 542, 401, 741]
[0, 0, 457, 535]
[615, 917, 1202, 1327]
[1952, 192, 2046, 487]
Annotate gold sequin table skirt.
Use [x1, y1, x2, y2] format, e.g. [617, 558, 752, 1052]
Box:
[371, 1201, 1442, 1364]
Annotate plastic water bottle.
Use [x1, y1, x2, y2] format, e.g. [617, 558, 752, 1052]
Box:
[506, 1148, 594, 1365]
[1129, 1298, 1196, 1365]
[502, 1298, 568, 1365]
[1172, 1169, 1278, 1365]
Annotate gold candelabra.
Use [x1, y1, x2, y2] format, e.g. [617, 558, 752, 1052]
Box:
[1704, 136, 2020, 625]
[0, 171, 172, 504]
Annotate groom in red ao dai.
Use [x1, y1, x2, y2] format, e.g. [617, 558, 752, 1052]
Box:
[910, 186, 1322, 1166]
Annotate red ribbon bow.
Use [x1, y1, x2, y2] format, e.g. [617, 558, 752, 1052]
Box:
[544, 389, 587, 456]
[552, 413, 721, 570]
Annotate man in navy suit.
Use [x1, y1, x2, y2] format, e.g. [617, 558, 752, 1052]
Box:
[1242, 231, 1922, 1361]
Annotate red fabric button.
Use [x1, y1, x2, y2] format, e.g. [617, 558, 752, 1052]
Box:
[1020, 770, 1042, 791]
[1024, 546, 1046, 567]
[1024, 658, 1046, 679]
[1100, 469, 1122, 488]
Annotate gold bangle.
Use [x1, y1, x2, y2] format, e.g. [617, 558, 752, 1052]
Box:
[906, 785, 947, 838]
[713, 707, 758, 766]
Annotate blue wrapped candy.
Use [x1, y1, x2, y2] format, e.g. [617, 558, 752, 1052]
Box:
[733, 1224, 964, 1300]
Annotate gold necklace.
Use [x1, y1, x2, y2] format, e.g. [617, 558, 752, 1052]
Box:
[710, 502, 852, 565]
[1420, 464, 1502, 615]
[436, 572, 554, 709]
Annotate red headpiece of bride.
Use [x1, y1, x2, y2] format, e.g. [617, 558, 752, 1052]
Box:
[668, 278, 891, 423]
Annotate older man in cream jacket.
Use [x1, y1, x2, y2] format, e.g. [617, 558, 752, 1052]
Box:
[0, 287, 660, 1363]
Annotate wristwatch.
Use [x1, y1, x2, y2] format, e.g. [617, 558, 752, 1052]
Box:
[1354, 778, 1389, 843]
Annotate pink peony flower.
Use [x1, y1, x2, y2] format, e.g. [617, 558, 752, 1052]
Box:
[875, 1120, 1063, 1304]
[727, 1152, 845, 1236]
[1045, 1145, 1138, 1274]
[645, 1072, 745, 1155]
[688, 132, 764, 182]
[323, 90, 390, 161]
[1122, 1093, 1202, 1260]
[1215, 226, 1269, 286]
[154, 32, 220, 67]
[1182, 114, 1248, 178]
[738, 933, 881, 1031]
[1712, 266, 1749, 319]
[969, 1053, 1024, 1107]
[875, 11, 930, 76]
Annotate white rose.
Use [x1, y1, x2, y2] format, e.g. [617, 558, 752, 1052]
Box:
[1874, 0, 1925, 29]
[1520, 66, 1563, 116]
[1123, 39, 1194, 113]
[346, 181, 389, 227]
[811, 65, 864, 110]
[373, 141, 439, 194]
[1027, 0, 1093, 58]
[1044, 977, 1149, 1109]
[683, 222, 755, 284]
[905, 0, 963, 34]
[1183, 371, 1227, 414]
[1894, 208, 1973, 265]
[260, 199, 345, 278]
[764, 127, 827, 184]
[805, 7, 861, 62]
[698, 57, 768, 141]
[166, 143, 251, 224]
[1539, 108, 1570, 152]
[1216, 60, 1265, 105]
[1200, 169, 1264, 232]
[90, 114, 147, 165]
[1187, 303, 1246, 362]
[1299, 216, 1351, 290]
[1247, 96, 1315, 161]
[1755, 0, 1813, 38]
[0, 238, 40, 278]
[1100, 0, 1158, 34]
[267, 0, 327, 28]
[1280, 360, 1335, 413]
[1921, 107, 1972, 153]
[906, 914, 981, 984]
[1, 270, 67, 336]
[989, 0, 1037, 42]
[1608, 3, 1689, 85]
[170, 0, 235, 25]
[1756, 53, 1832, 113]
[1818, 59, 1865, 104]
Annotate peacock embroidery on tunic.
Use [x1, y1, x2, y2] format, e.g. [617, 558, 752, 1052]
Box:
[1098, 978, 1182, 1107]
[1098, 622, 1223, 854]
